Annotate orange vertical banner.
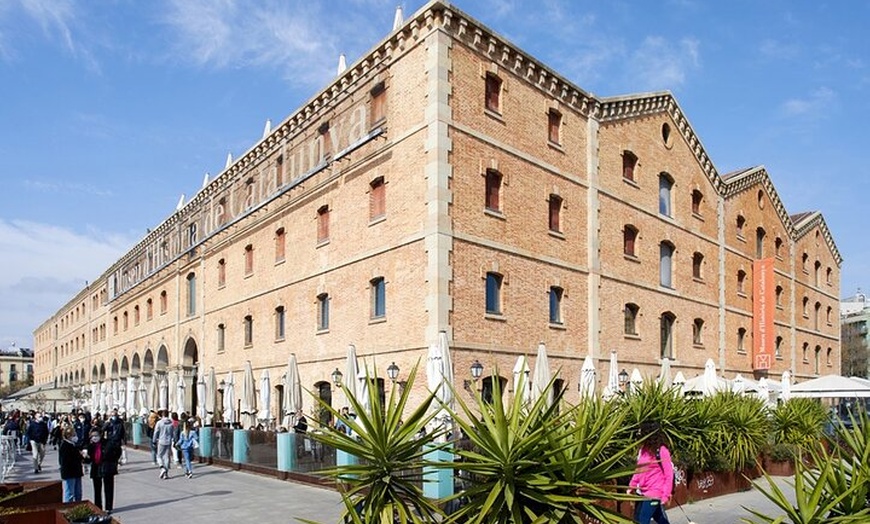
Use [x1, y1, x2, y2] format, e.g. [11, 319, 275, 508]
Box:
[753, 258, 775, 370]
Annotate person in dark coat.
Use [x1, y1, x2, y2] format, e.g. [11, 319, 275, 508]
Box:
[82, 428, 120, 514]
[58, 424, 84, 502]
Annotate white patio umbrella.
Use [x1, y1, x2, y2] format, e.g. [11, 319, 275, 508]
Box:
[701, 358, 719, 397]
[206, 367, 217, 424]
[197, 369, 207, 421]
[345, 344, 360, 409]
[757, 377, 771, 405]
[158, 376, 168, 410]
[579, 355, 596, 398]
[629, 368, 643, 393]
[176, 373, 186, 415]
[512, 356, 531, 406]
[90, 382, 98, 413]
[138, 377, 148, 416]
[781, 370, 792, 401]
[148, 375, 158, 413]
[284, 355, 302, 430]
[532, 342, 553, 407]
[241, 361, 257, 429]
[357, 368, 371, 420]
[126, 376, 136, 416]
[258, 369, 271, 427]
[99, 382, 107, 413]
[106, 381, 115, 412]
[223, 372, 236, 425]
[659, 357, 672, 388]
[115, 379, 124, 412]
[603, 350, 620, 399]
[167, 371, 177, 411]
[673, 371, 686, 392]
[732, 373, 746, 394]
[426, 331, 455, 438]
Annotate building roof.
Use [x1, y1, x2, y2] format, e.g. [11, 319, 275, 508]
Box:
[0, 344, 33, 357]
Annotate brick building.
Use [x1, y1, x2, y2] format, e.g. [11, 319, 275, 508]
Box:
[32, 1, 841, 420]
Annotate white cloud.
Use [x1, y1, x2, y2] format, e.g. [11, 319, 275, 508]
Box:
[0, 220, 135, 347]
[781, 87, 836, 119]
[160, 0, 387, 87]
[628, 36, 701, 91]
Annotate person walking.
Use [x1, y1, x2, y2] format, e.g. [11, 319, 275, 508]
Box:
[58, 425, 84, 502]
[146, 410, 159, 466]
[25, 413, 49, 473]
[629, 421, 674, 524]
[83, 428, 120, 515]
[152, 410, 174, 479]
[176, 420, 198, 478]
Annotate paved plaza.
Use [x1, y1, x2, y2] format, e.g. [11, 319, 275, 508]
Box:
[8, 445, 797, 523]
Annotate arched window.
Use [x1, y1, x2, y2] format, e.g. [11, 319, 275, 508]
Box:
[548, 194, 563, 233]
[485, 170, 502, 212]
[737, 270, 747, 294]
[693, 318, 704, 346]
[624, 303, 639, 336]
[186, 272, 196, 316]
[549, 286, 563, 325]
[624, 225, 638, 257]
[622, 151, 638, 182]
[660, 242, 674, 288]
[737, 327, 747, 353]
[736, 215, 746, 238]
[691, 190, 703, 216]
[692, 252, 704, 280]
[485, 272, 503, 315]
[756, 227, 766, 259]
[659, 173, 674, 217]
[660, 312, 675, 359]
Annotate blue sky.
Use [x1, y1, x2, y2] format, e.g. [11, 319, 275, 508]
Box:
[1, 0, 868, 348]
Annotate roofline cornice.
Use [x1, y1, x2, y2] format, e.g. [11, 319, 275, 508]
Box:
[721, 166, 795, 237]
[793, 211, 843, 266]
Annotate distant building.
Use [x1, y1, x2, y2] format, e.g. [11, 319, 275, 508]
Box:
[841, 290, 869, 377]
[32, 1, 841, 418]
[0, 343, 34, 389]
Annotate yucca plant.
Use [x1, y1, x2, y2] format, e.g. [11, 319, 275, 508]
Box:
[443, 370, 636, 524]
[701, 391, 770, 471]
[771, 398, 829, 450]
[306, 364, 444, 524]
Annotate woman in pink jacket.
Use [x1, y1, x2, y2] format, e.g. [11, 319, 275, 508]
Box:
[629, 422, 673, 523]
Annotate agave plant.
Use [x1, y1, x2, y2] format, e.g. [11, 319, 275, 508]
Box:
[744, 413, 870, 523]
[701, 391, 770, 471]
[306, 364, 444, 524]
[771, 398, 829, 449]
[443, 370, 636, 524]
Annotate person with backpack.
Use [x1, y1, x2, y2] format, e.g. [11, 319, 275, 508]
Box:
[103, 409, 126, 465]
[152, 410, 174, 479]
[629, 421, 674, 524]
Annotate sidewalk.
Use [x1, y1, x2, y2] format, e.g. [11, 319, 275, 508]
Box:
[8, 445, 796, 523]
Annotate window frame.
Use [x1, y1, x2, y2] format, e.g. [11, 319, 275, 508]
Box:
[622, 151, 638, 182]
[317, 205, 330, 244]
[484, 169, 502, 213]
[484, 73, 502, 114]
[371, 277, 386, 320]
[275, 306, 286, 341]
[624, 303, 639, 336]
[317, 293, 330, 331]
[485, 272, 503, 315]
[624, 225, 638, 258]
[244, 315, 253, 347]
[548, 194, 563, 233]
[549, 286, 563, 325]
[658, 173, 674, 217]
[369, 177, 386, 222]
[547, 108, 562, 145]
[659, 241, 674, 288]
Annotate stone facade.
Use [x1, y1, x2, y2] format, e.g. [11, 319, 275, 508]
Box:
[32, 1, 841, 420]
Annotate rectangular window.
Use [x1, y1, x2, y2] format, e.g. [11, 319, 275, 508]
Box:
[371, 278, 386, 319]
[218, 259, 226, 287]
[317, 205, 330, 243]
[146, 299, 153, 320]
[160, 291, 167, 314]
[370, 177, 386, 221]
[485, 73, 502, 113]
[623, 151, 637, 182]
[485, 272, 502, 315]
[549, 286, 563, 324]
[244, 315, 253, 347]
[317, 294, 330, 331]
[275, 228, 286, 263]
[217, 324, 226, 352]
[134, 306, 140, 326]
[187, 273, 196, 316]
[548, 195, 562, 233]
[275, 306, 285, 340]
[244, 245, 254, 275]
[547, 109, 561, 144]
[660, 243, 673, 288]
[371, 82, 386, 125]
[659, 174, 673, 217]
[485, 170, 502, 212]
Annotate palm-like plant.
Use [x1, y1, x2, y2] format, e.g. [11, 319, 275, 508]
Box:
[307, 365, 444, 524]
[444, 370, 636, 524]
[771, 398, 829, 450]
[702, 391, 770, 471]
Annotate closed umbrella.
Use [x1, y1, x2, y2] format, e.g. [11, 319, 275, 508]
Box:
[113, 379, 123, 412]
[99, 382, 107, 413]
[344, 344, 360, 408]
[673, 371, 687, 393]
[579, 355, 596, 398]
[138, 377, 148, 416]
[148, 375, 158, 413]
[258, 370, 271, 427]
[206, 367, 217, 425]
[90, 382, 99, 413]
[532, 342, 553, 407]
[357, 368, 371, 420]
[629, 368, 643, 393]
[732, 373, 746, 394]
[106, 381, 115, 412]
[512, 356, 531, 406]
[158, 376, 168, 410]
[241, 361, 257, 429]
[197, 368, 207, 421]
[176, 372, 186, 415]
[603, 350, 620, 399]
[126, 377, 136, 416]
[659, 357, 672, 388]
[223, 372, 236, 425]
[284, 355, 302, 429]
[781, 370, 792, 402]
[167, 372, 177, 411]
[426, 331, 454, 438]
[701, 358, 718, 397]
[758, 377, 770, 405]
